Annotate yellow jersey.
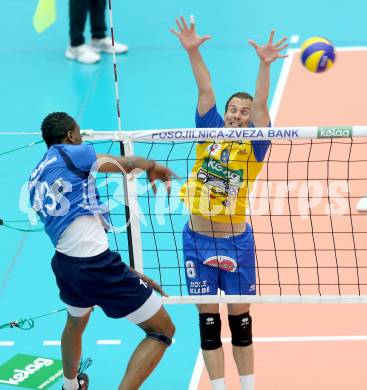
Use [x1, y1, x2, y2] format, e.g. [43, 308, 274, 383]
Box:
[179, 141, 264, 223]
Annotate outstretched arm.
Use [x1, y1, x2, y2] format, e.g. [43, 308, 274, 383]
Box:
[170, 16, 215, 116]
[249, 31, 288, 127]
[95, 154, 178, 195]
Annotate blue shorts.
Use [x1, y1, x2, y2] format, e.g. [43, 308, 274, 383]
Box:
[183, 223, 256, 295]
[51, 249, 153, 318]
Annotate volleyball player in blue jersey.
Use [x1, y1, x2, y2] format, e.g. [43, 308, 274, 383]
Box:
[29, 113, 176, 390]
[171, 16, 288, 390]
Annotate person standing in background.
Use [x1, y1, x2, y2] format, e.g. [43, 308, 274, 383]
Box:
[66, 0, 128, 64]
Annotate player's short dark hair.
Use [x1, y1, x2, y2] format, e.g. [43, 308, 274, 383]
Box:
[224, 92, 253, 113]
[41, 112, 76, 148]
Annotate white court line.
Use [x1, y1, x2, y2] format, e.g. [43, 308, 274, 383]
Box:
[42, 339, 124, 346]
[43, 340, 61, 346]
[96, 339, 122, 345]
[247, 47, 294, 214]
[188, 335, 367, 389]
[188, 349, 204, 390]
[0, 341, 15, 347]
[226, 335, 367, 343]
[0, 132, 40, 135]
[269, 48, 295, 123]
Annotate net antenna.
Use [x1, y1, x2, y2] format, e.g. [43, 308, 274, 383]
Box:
[107, 0, 143, 271]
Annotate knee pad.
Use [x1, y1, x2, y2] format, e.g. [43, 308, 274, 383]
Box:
[228, 312, 252, 347]
[146, 332, 172, 347]
[199, 313, 222, 350]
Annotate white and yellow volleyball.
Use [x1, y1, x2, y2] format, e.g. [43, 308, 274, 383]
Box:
[300, 37, 335, 73]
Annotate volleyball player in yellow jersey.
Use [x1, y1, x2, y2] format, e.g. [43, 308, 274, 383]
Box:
[171, 16, 288, 390]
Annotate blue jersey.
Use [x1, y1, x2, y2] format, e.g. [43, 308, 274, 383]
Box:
[195, 105, 270, 162]
[29, 144, 108, 246]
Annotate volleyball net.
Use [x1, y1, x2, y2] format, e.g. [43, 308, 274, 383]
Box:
[3, 126, 367, 304]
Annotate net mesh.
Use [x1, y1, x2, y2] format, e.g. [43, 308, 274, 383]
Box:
[108, 135, 367, 301]
[3, 130, 367, 303]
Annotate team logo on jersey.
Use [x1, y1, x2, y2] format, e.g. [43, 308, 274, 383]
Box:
[207, 143, 222, 155]
[220, 149, 230, 163]
[203, 255, 237, 272]
[203, 158, 243, 183]
[197, 157, 243, 198]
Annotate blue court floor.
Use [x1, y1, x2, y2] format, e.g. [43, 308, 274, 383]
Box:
[1, 0, 367, 389]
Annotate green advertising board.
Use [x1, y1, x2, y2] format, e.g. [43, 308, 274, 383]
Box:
[0, 354, 62, 389]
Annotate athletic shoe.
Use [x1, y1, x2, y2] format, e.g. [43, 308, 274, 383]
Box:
[65, 44, 101, 64]
[77, 372, 89, 389]
[62, 357, 91, 389]
[91, 37, 128, 54]
[61, 373, 88, 390]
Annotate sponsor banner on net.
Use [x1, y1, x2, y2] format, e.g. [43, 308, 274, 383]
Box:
[0, 354, 62, 389]
[317, 126, 353, 138]
[148, 128, 302, 141]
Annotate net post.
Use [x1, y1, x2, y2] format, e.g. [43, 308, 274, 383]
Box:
[120, 140, 144, 272]
[106, 0, 143, 271]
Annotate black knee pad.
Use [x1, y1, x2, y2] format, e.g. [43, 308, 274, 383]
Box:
[146, 332, 172, 347]
[199, 313, 222, 350]
[228, 312, 252, 347]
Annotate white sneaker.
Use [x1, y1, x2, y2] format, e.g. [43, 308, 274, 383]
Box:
[357, 196, 367, 212]
[65, 44, 101, 64]
[91, 37, 128, 54]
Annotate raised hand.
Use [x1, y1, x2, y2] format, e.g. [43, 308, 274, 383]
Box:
[147, 162, 179, 196]
[248, 31, 288, 64]
[170, 15, 211, 51]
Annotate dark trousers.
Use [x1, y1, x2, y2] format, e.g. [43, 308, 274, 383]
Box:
[69, 0, 107, 47]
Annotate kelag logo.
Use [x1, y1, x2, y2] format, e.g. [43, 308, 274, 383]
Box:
[204, 158, 243, 183]
[317, 127, 353, 138]
[0, 354, 62, 389]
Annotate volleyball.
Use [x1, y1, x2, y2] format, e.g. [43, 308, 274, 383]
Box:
[300, 37, 335, 73]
